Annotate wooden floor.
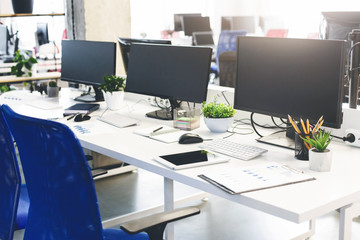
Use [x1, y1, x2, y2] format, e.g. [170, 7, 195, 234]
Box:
[13, 168, 360, 240]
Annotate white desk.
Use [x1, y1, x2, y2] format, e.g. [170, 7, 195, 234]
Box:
[2, 88, 360, 240]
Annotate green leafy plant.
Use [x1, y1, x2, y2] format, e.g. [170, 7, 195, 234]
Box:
[98, 75, 126, 94]
[301, 129, 333, 152]
[11, 50, 38, 77]
[48, 80, 57, 87]
[201, 99, 235, 118]
[0, 84, 12, 93]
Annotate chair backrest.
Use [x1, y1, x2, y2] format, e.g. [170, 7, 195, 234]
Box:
[216, 30, 247, 67]
[1, 104, 104, 240]
[265, 29, 289, 38]
[219, 51, 237, 88]
[0, 108, 21, 240]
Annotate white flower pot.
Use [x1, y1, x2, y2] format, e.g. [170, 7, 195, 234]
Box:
[204, 117, 234, 133]
[47, 86, 59, 98]
[309, 148, 332, 172]
[102, 90, 124, 110]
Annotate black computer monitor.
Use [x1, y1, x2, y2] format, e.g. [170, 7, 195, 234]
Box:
[234, 36, 346, 149]
[182, 16, 211, 36]
[174, 13, 201, 31]
[61, 40, 116, 102]
[126, 43, 212, 120]
[118, 38, 171, 73]
[221, 16, 256, 33]
[0, 25, 8, 56]
[36, 23, 49, 47]
[192, 31, 214, 46]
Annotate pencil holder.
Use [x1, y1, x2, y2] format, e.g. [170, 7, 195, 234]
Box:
[173, 107, 200, 130]
[294, 133, 311, 160]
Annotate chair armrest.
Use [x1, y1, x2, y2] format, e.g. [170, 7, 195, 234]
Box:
[120, 206, 200, 240]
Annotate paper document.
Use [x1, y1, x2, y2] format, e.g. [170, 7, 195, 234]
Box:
[134, 125, 182, 143]
[198, 162, 315, 194]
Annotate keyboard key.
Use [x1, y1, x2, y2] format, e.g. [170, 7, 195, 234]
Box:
[200, 139, 267, 161]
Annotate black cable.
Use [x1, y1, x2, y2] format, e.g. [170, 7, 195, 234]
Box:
[250, 112, 263, 137]
[271, 116, 288, 129]
[71, 0, 76, 40]
[221, 91, 230, 105]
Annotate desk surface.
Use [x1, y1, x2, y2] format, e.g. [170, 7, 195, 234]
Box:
[1, 88, 360, 238]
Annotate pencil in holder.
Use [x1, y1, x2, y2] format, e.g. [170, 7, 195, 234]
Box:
[294, 133, 311, 160]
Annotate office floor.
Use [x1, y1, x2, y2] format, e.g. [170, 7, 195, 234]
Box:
[13, 168, 360, 240]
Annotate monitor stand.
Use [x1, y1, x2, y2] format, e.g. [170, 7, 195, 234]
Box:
[256, 131, 295, 150]
[74, 85, 104, 102]
[145, 99, 181, 121]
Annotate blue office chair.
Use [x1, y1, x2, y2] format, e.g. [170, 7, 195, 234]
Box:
[0, 108, 29, 240]
[211, 30, 247, 78]
[1, 104, 199, 240]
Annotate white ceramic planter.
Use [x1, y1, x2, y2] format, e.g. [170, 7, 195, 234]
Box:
[102, 90, 124, 110]
[204, 117, 234, 133]
[309, 148, 332, 172]
[47, 86, 59, 98]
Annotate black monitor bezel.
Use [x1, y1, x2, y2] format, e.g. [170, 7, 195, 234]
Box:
[61, 39, 116, 87]
[125, 43, 212, 104]
[234, 36, 346, 129]
[181, 16, 211, 36]
[174, 13, 202, 31]
[118, 37, 171, 73]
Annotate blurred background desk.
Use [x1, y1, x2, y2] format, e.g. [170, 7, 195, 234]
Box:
[0, 71, 60, 83]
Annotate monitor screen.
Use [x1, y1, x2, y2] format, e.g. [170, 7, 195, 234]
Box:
[126, 43, 212, 120]
[221, 16, 256, 33]
[192, 31, 214, 46]
[118, 38, 171, 73]
[0, 25, 8, 55]
[36, 23, 49, 46]
[61, 40, 116, 102]
[234, 37, 345, 129]
[174, 13, 201, 31]
[182, 16, 211, 36]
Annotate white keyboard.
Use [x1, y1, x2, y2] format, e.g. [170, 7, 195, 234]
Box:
[200, 139, 268, 161]
[98, 113, 140, 128]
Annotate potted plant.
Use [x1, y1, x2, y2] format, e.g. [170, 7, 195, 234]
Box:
[99, 75, 126, 110]
[201, 99, 236, 133]
[47, 80, 60, 98]
[301, 129, 333, 172]
[11, 50, 37, 77]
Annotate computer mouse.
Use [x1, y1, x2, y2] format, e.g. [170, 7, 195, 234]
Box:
[74, 113, 91, 122]
[178, 133, 203, 144]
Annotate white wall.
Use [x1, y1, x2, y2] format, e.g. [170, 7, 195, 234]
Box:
[130, 0, 360, 39]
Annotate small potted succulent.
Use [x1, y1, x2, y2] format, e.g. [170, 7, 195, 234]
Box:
[11, 50, 37, 77]
[201, 98, 236, 133]
[301, 129, 333, 172]
[47, 80, 59, 97]
[99, 75, 126, 110]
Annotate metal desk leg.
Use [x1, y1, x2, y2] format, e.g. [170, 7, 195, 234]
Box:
[291, 219, 315, 240]
[164, 177, 174, 240]
[339, 202, 360, 240]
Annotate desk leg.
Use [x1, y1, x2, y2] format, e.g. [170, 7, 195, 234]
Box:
[164, 177, 174, 240]
[291, 219, 315, 240]
[339, 202, 360, 240]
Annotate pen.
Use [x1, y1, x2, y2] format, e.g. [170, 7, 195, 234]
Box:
[152, 127, 163, 133]
[306, 119, 310, 134]
[312, 116, 323, 134]
[67, 114, 76, 121]
[300, 118, 307, 134]
[288, 115, 301, 134]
